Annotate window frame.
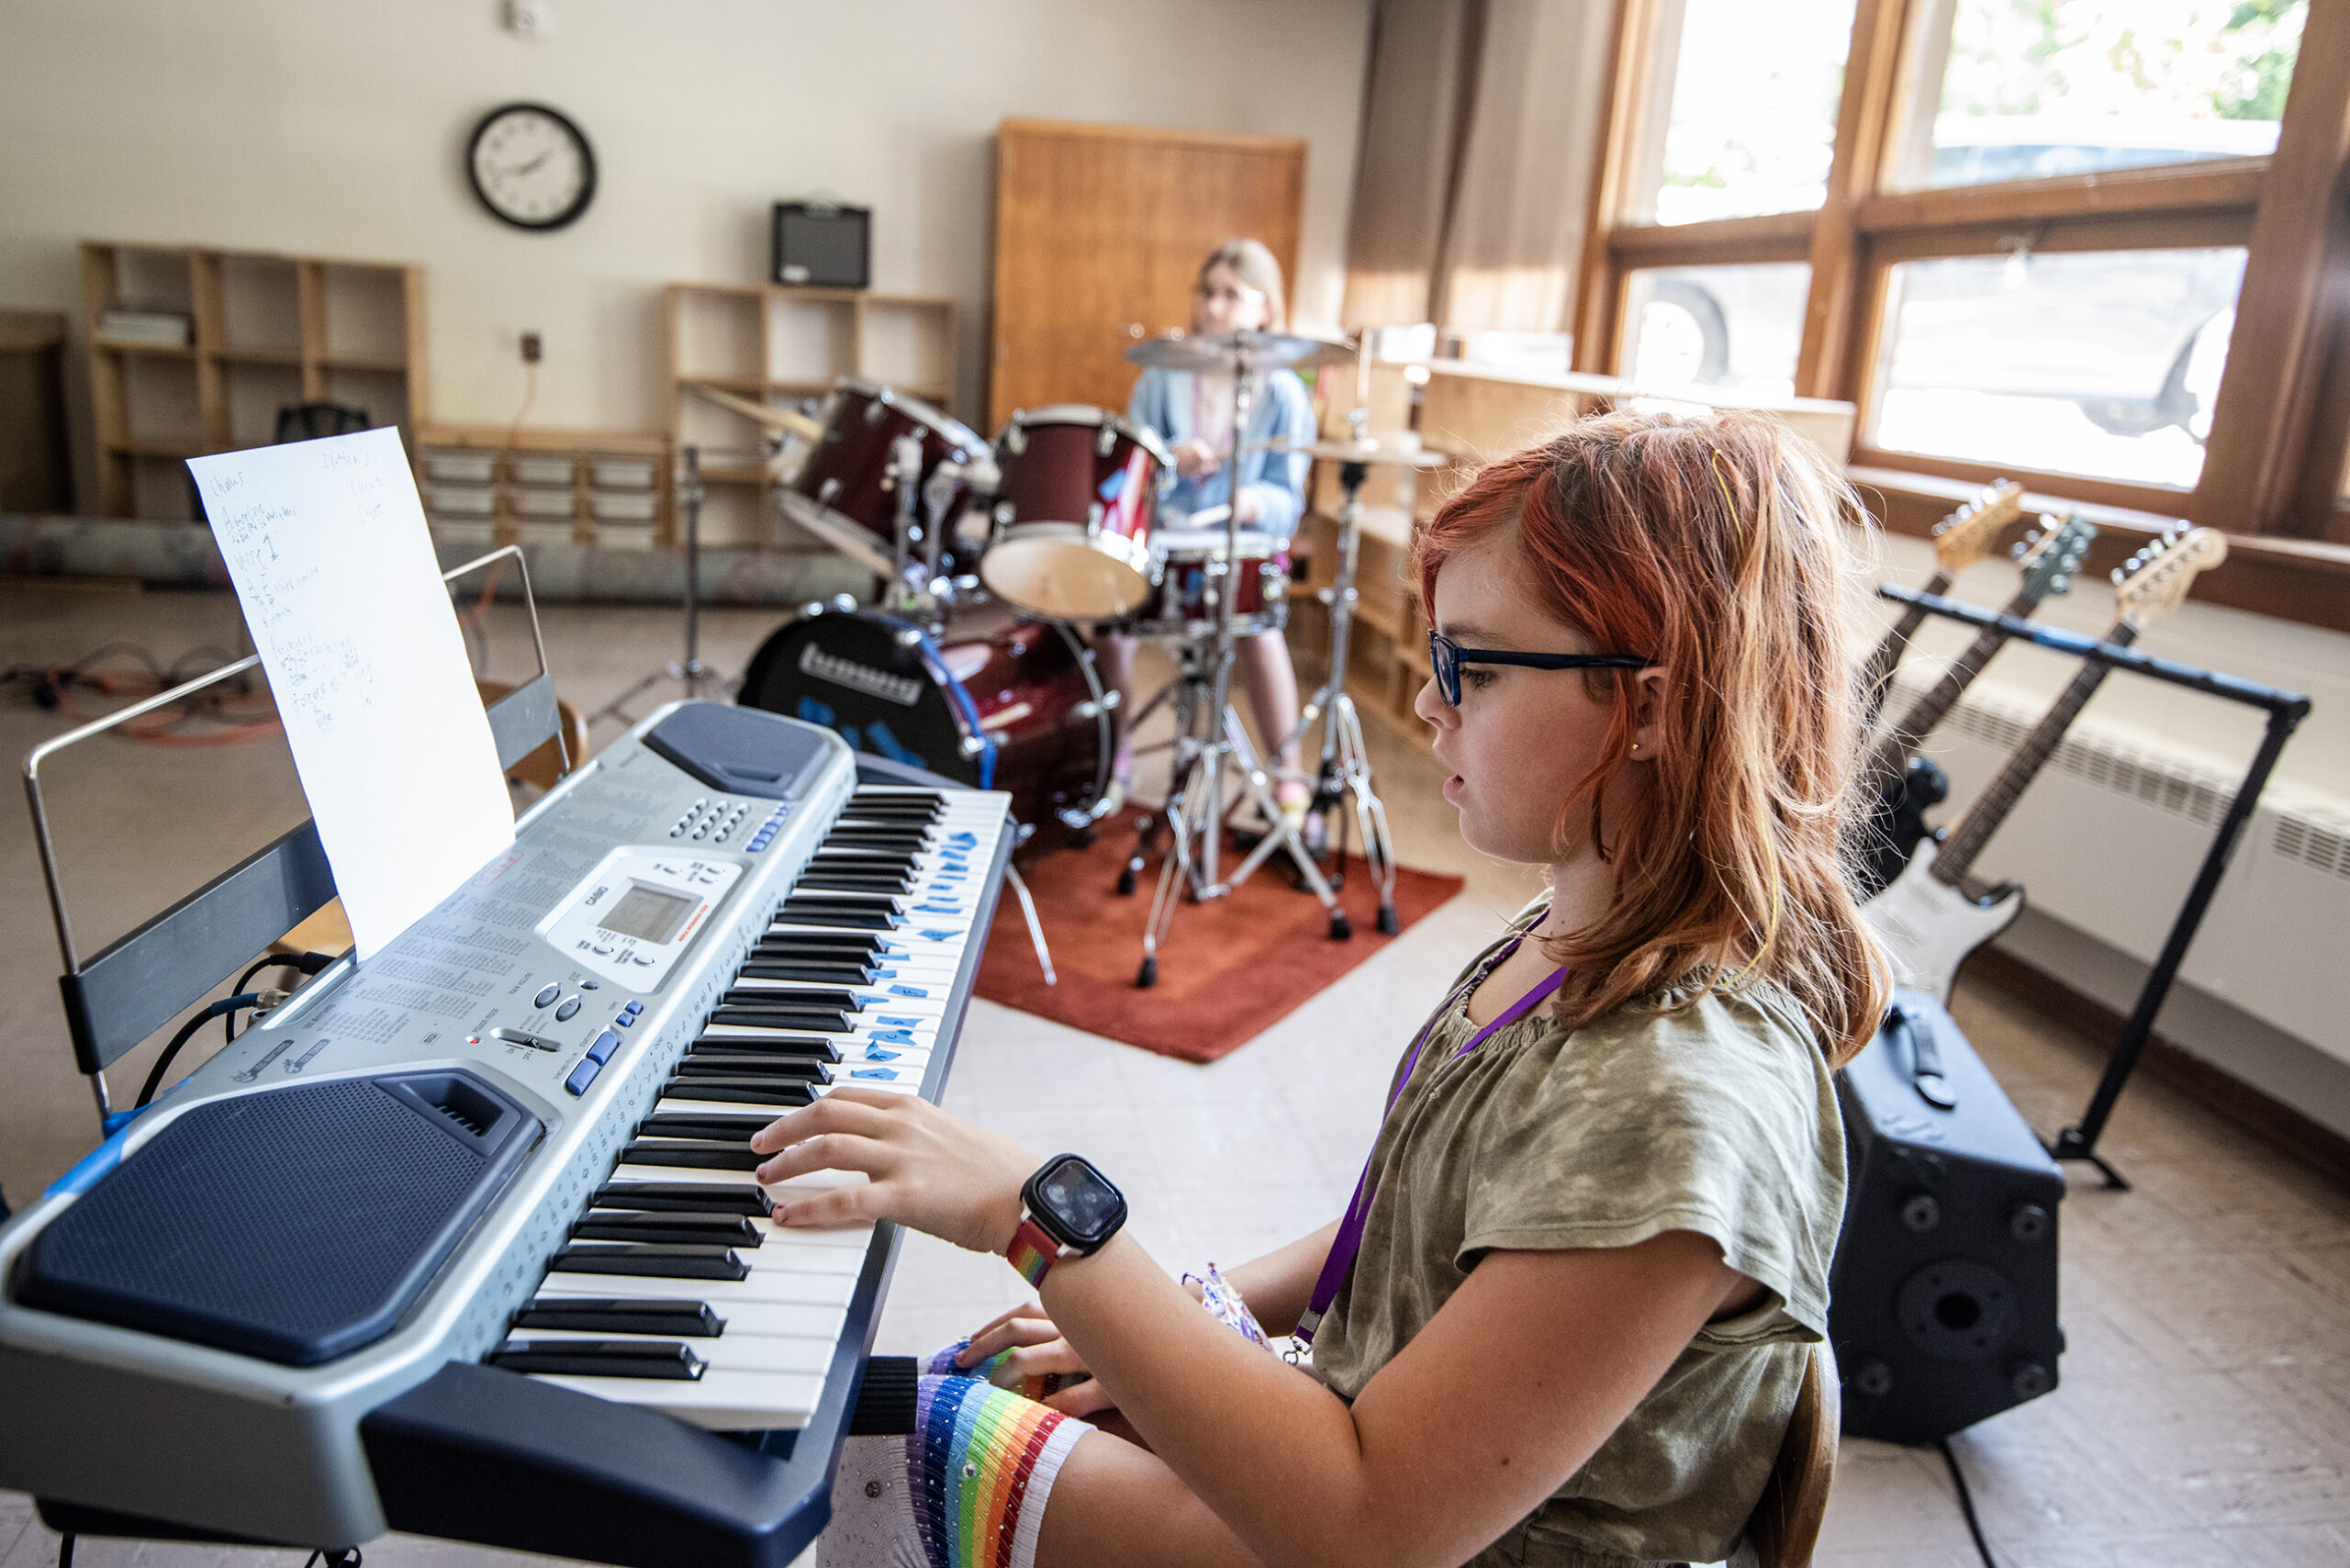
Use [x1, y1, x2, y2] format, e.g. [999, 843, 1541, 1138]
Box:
[1571, 0, 2350, 630]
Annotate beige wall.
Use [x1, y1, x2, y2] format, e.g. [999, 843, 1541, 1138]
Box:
[0, 0, 1373, 510]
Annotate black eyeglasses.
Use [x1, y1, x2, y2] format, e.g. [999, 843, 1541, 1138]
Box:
[1427, 630, 1651, 706]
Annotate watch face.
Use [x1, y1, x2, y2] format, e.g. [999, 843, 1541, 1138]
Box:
[467, 103, 596, 230]
[1033, 1154, 1125, 1247]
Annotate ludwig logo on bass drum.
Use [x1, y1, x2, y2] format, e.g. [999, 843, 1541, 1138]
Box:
[799, 643, 923, 707]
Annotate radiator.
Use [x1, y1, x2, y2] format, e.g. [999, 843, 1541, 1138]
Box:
[1889, 671, 2350, 1067]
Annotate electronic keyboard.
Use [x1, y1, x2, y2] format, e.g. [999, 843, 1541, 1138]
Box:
[0, 701, 1014, 1568]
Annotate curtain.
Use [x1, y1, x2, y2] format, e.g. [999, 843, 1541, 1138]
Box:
[1341, 0, 1616, 336]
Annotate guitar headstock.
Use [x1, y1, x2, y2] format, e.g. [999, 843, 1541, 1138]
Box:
[2114, 525, 2227, 627]
[2011, 513, 2098, 601]
[1930, 480, 2027, 573]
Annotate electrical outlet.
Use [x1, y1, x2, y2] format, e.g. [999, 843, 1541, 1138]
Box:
[520, 332, 543, 364]
[505, 0, 552, 36]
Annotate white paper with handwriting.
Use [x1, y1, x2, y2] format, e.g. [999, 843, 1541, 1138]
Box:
[190, 428, 513, 960]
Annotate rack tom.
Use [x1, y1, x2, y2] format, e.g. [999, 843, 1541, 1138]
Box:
[780, 379, 990, 579]
[979, 406, 1170, 621]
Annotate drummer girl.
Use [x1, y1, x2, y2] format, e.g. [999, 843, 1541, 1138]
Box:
[767, 409, 1886, 1568]
[1101, 238, 1318, 823]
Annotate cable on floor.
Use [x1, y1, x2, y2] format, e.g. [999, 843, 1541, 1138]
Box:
[5, 642, 281, 746]
[1936, 1435, 2001, 1568]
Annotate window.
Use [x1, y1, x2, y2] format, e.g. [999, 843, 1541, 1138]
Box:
[1893, 0, 2309, 191]
[1639, 0, 1860, 225]
[1625, 263, 1812, 396]
[1573, 0, 2350, 610]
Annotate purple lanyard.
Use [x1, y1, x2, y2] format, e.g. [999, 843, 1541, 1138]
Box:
[1294, 936, 1567, 1345]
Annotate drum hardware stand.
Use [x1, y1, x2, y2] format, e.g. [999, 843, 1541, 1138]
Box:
[1279, 450, 1401, 935]
[1875, 585, 2310, 1191]
[1125, 332, 1344, 988]
[592, 443, 725, 729]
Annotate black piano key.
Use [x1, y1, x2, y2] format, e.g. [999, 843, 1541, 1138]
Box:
[736, 960, 876, 985]
[687, 1036, 844, 1064]
[659, 1078, 821, 1107]
[688, 1034, 844, 1063]
[782, 897, 903, 919]
[676, 1054, 833, 1081]
[490, 1338, 708, 1381]
[722, 985, 860, 1011]
[822, 833, 930, 853]
[620, 1141, 767, 1170]
[797, 874, 914, 895]
[597, 1182, 771, 1215]
[637, 1111, 777, 1140]
[810, 850, 918, 868]
[553, 1243, 750, 1282]
[704, 1005, 848, 1032]
[573, 1212, 763, 1247]
[515, 1297, 725, 1337]
[756, 929, 879, 951]
[773, 907, 898, 932]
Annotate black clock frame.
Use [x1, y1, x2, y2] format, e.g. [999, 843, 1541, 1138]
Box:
[465, 101, 597, 232]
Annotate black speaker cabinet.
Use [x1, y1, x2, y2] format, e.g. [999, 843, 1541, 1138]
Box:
[772, 201, 870, 288]
[1829, 991, 2065, 1443]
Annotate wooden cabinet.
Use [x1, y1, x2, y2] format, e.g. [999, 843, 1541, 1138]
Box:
[414, 424, 673, 552]
[990, 118, 1306, 431]
[79, 241, 426, 519]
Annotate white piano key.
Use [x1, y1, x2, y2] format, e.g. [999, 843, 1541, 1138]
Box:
[539, 1265, 861, 1306]
[529, 1366, 828, 1429]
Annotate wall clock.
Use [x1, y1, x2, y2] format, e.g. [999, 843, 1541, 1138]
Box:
[466, 102, 596, 231]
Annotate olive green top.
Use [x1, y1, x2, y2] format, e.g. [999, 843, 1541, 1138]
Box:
[1312, 913, 1847, 1568]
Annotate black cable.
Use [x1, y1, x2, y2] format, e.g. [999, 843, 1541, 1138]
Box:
[56, 1532, 73, 1568]
[1937, 1436, 2000, 1568]
[225, 951, 336, 1042]
[136, 993, 263, 1109]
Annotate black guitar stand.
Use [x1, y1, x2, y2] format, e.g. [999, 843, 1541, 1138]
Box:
[1879, 585, 2311, 1190]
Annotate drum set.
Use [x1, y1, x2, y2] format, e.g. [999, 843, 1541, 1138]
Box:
[728, 330, 1438, 988]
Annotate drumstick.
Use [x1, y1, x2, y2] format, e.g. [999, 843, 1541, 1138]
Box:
[683, 382, 825, 442]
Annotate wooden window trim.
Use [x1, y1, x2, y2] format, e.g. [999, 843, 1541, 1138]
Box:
[1853, 161, 2266, 235]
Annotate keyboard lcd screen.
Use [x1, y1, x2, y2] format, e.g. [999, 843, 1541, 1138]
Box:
[599, 883, 696, 944]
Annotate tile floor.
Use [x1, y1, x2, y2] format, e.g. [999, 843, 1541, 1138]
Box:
[1, 580, 2345, 1568]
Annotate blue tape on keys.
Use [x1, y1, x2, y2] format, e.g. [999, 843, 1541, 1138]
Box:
[889, 984, 929, 998]
[851, 1068, 900, 1081]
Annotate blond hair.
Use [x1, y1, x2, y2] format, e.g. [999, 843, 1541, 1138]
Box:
[1198, 239, 1287, 332]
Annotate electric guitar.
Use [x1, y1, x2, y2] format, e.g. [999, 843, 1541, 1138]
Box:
[1857, 479, 2028, 729]
[1851, 514, 2098, 895]
[1863, 525, 2230, 1001]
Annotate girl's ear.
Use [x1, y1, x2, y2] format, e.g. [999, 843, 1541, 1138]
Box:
[1627, 666, 1669, 762]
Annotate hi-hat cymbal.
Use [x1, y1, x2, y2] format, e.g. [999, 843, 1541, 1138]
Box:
[683, 381, 825, 442]
[1125, 330, 1355, 374]
[1254, 437, 1449, 468]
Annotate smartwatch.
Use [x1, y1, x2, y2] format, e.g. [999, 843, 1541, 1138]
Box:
[1005, 1153, 1126, 1288]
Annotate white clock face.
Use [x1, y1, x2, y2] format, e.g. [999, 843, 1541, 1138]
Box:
[469, 105, 594, 230]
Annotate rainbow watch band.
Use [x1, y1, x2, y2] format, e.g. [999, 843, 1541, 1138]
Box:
[1006, 1215, 1064, 1288]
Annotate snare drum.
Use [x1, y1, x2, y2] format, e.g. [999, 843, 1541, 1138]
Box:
[1126, 528, 1291, 639]
[979, 406, 1171, 622]
[736, 604, 1109, 853]
[781, 379, 990, 578]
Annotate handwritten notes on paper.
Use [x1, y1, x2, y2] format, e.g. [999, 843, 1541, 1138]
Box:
[191, 428, 514, 960]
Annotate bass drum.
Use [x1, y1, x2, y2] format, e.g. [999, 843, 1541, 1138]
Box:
[737, 605, 1109, 854]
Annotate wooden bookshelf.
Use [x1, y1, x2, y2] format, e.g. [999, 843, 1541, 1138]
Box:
[666, 282, 957, 550]
[413, 423, 673, 552]
[80, 241, 428, 519]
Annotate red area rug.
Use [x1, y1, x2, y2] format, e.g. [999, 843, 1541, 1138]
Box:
[974, 826, 1465, 1063]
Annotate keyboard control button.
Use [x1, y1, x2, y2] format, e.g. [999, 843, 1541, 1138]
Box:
[555, 997, 582, 1022]
[533, 984, 562, 1009]
[625, 1001, 644, 1016]
[565, 1058, 603, 1096]
[587, 1030, 622, 1064]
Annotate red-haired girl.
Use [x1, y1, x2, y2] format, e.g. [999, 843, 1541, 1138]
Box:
[759, 409, 1887, 1568]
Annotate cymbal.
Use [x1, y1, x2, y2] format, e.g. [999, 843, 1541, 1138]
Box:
[1124, 330, 1355, 375]
[1259, 437, 1449, 468]
[683, 382, 825, 442]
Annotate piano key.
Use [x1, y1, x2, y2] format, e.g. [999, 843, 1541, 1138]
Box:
[685, 1035, 844, 1063]
[735, 961, 878, 985]
[796, 875, 913, 896]
[774, 908, 901, 932]
[490, 1339, 707, 1381]
[553, 1243, 750, 1281]
[540, 1261, 858, 1306]
[509, 1327, 833, 1375]
[635, 1112, 776, 1141]
[515, 1297, 725, 1337]
[618, 1142, 766, 1171]
[720, 985, 861, 1012]
[674, 1055, 833, 1081]
[572, 1212, 764, 1246]
[657, 1080, 820, 1108]
[526, 1367, 826, 1430]
[595, 1181, 771, 1215]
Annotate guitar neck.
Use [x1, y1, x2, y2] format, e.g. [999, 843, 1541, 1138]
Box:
[1863, 587, 2039, 783]
[1856, 569, 1953, 729]
[1932, 620, 2140, 886]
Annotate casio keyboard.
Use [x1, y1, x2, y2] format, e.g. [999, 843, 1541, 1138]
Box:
[0, 701, 1014, 1568]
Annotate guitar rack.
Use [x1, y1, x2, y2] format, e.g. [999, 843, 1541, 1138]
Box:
[1877, 584, 2311, 1189]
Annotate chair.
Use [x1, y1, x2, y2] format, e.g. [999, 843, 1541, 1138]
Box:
[272, 400, 374, 443]
[1736, 1339, 1841, 1568]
